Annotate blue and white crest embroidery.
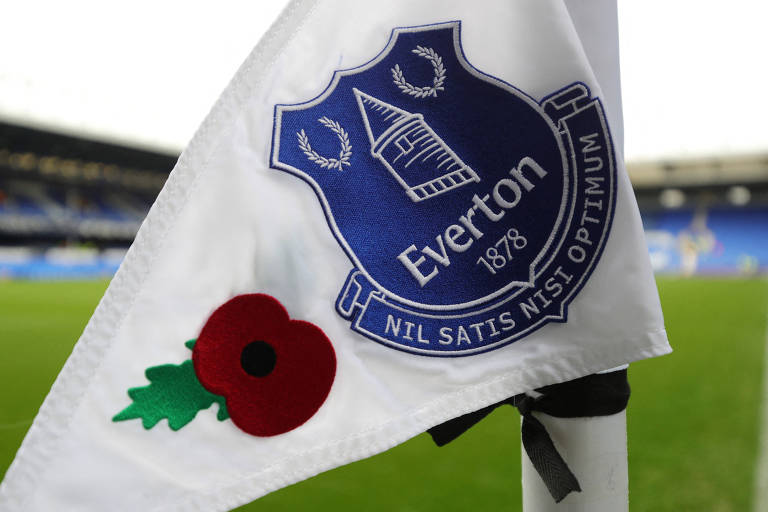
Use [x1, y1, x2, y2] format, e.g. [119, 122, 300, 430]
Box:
[270, 22, 616, 356]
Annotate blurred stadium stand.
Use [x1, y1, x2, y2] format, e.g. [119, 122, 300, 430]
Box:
[629, 155, 768, 275]
[0, 122, 176, 279]
[1, 120, 766, 278]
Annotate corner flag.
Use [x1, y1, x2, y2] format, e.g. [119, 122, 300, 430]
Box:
[0, 1, 669, 510]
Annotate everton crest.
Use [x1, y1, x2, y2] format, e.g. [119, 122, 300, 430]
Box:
[270, 22, 616, 356]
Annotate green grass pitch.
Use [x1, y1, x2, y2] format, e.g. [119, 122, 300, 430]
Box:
[0, 277, 766, 511]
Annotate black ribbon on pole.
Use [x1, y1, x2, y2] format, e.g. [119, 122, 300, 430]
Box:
[427, 369, 630, 503]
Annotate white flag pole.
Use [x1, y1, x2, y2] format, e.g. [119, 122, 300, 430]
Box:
[520, 2, 632, 508]
[521, 410, 629, 511]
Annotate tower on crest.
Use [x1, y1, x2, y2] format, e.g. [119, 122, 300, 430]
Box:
[353, 89, 480, 202]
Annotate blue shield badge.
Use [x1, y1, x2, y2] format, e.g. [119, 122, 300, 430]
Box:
[271, 22, 616, 356]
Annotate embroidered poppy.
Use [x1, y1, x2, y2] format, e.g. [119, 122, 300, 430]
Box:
[192, 294, 336, 436]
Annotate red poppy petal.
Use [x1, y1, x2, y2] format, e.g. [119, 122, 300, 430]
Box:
[193, 294, 289, 393]
[193, 294, 336, 436]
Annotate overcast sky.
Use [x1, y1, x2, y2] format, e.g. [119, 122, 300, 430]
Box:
[0, 0, 765, 161]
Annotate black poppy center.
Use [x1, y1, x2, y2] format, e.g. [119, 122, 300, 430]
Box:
[240, 341, 277, 377]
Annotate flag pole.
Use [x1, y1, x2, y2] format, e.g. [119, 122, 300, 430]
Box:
[519, 1, 630, 508]
[521, 409, 629, 511]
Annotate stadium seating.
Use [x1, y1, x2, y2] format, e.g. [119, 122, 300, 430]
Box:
[643, 206, 768, 274]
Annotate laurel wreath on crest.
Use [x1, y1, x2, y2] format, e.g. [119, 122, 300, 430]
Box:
[296, 117, 352, 171]
[391, 46, 446, 98]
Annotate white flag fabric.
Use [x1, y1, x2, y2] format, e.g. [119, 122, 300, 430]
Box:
[0, 0, 670, 510]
